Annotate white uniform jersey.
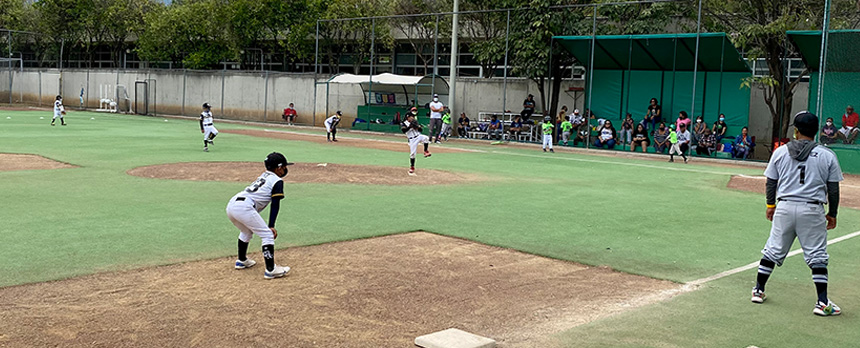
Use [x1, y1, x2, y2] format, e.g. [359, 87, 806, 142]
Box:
[201, 111, 214, 125]
[402, 120, 422, 139]
[765, 144, 843, 203]
[231, 171, 284, 212]
[325, 115, 340, 131]
[429, 101, 444, 119]
[677, 130, 691, 143]
[54, 100, 65, 115]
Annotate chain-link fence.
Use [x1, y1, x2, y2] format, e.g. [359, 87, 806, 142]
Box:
[3, 0, 859, 169]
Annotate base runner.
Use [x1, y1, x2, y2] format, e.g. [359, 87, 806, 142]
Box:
[751, 111, 844, 316]
[401, 113, 431, 175]
[226, 152, 292, 279]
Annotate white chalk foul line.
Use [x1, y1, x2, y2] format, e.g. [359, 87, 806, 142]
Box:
[489, 150, 744, 176]
[260, 128, 764, 176]
[687, 229, 860, 286]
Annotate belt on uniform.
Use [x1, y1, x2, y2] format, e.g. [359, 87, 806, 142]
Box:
[778, 198, 824, 205]
[408, 135, 419, 140]
[204, 123, 213, 126]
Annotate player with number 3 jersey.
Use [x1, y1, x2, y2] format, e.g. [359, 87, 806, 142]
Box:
[226, 152, 292, 279]
[751, 111, 844, 316]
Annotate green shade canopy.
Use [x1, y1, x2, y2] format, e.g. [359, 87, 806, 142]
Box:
[553, 32, 750, 72]
[787, 30, 860, 72]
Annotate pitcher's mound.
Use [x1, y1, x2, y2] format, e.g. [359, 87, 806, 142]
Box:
[0, 153, 75, 171]
[128, 162, 478, 185]
[0, 232, 679, 347]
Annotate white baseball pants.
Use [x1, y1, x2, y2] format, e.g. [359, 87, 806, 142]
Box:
[203, 125, 219, 140]
[409, 134, 430, 158]
[226, 199, 275, 245]
[542, 134, 553, 149]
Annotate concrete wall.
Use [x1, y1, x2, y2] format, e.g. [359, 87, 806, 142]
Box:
[747, 81, 809, 159]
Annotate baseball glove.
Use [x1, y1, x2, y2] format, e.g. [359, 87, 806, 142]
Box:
[61, 111, 66, 115]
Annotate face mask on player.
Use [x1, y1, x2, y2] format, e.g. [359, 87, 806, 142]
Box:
[827, 121, 833, 126]
[719, 117, 725, 121]
[433, 98, 439, 102]
[697, 119, 702, 123]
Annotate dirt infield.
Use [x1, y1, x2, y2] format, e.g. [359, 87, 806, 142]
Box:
[0, 232, 679, 348]
[0, 153, 76, 171]
[225, 129, 469, 154]
[728, 174, 860, 210]
[127, 162, 478, 185]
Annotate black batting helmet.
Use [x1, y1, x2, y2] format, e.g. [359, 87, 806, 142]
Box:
[203, 102, 211, 109]
[56, 95, 62, 100]
[264, 152, 291, 176]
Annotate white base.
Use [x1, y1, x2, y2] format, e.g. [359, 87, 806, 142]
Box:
[415, 328, 496, 348]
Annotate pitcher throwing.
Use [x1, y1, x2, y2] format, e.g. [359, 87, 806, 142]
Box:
[401, 113, 431, 175]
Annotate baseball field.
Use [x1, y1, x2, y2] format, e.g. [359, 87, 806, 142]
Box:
[2, 108, 860, 347]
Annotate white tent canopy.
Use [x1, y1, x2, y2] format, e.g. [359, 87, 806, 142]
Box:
[326, 73, 449, 105]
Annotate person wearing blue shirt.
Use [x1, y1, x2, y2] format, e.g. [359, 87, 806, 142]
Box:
[508, 116, 523, 138]
[732, 126, 754, 159]
[488, 115, 503, 140]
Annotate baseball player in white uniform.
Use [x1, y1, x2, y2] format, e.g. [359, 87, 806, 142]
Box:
[226, 152, 292, 279]
[200, 103, 218, 152]
[751, 111, 844, 316]
[401, 113, 431, 175]
[51, 95, 66, 126]
[325, 111, 342, 142]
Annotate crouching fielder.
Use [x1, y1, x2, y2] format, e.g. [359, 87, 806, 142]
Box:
[200, 103, 219, 152]
[401, 113, 431, 175]
[751, 111, 844, 316]
[325, 111, 342, 142]
[226, 152, 292, 279]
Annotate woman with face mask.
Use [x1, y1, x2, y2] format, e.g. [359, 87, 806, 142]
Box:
[713, 114, 728, 142]
[693, 115, 707, 144]
[821, 117, 839, 145]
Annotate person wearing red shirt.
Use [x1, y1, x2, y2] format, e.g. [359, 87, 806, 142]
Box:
[282, 103, 297, 125]
[838, 105, 859, 144]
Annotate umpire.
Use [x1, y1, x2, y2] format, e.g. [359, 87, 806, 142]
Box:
[751, 111, 844, 316]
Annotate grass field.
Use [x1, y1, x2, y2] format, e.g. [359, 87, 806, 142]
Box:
[2, 108, 859, 347]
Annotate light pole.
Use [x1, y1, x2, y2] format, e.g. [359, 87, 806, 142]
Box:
[448, 0, 459, 113]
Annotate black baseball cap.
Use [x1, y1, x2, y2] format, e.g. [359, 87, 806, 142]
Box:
[792, 111, 819, 137]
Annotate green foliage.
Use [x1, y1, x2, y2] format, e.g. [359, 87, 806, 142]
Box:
[320, 0, 394, 74]
[390, 0, 452, 75]
[137, 0, 237, 69]
[705, 0, 860, 138]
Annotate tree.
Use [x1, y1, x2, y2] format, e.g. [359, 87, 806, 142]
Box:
[706, 0, 860, 141]
[390, 0, 451, 76]
[461, 0, 512, 78]
[137, 0, 236, 69]
[510, 0, 588, 118]
[320, 0, 394, 74]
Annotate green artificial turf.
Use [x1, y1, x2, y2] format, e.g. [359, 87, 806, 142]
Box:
[554, 238, 860, 347]
[2, 109, 860, 291]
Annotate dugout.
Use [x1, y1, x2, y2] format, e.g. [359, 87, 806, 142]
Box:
[553, 33, 752, 153]
[320, 73, 449, 133]
[788, 30, 860, 174]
